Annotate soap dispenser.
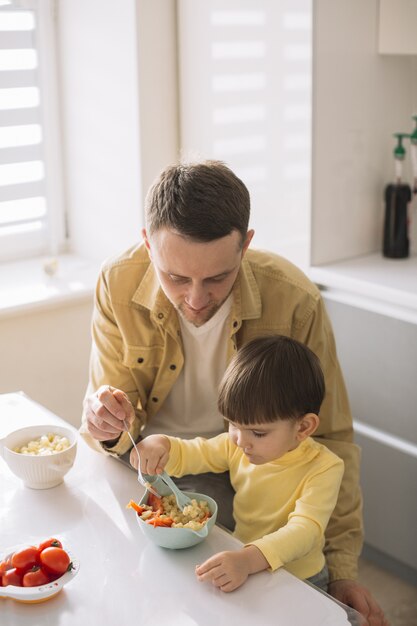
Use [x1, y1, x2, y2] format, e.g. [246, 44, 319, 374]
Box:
[383, 133, 411, 258]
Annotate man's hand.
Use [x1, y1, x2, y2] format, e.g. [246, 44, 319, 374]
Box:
[195, 545, 269, 593]
[328, 579, 389, 626]
[84, 386, 134, 441]
[129, 435, 170, 474]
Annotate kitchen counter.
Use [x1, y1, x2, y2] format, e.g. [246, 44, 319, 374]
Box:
[309, 253, 417, 324]
[0, 392, 355, 625]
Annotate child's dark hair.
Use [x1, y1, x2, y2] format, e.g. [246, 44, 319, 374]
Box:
[218, 335, 325, 424]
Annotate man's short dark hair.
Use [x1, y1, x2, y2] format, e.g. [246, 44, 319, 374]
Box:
[218, 335, 325, 424]
[145, 160, 250, 244]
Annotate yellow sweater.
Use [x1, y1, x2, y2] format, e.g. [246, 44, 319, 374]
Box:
[166, 434, 344, 580]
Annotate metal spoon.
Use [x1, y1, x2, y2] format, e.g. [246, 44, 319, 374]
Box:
[123, 420, 160, 498]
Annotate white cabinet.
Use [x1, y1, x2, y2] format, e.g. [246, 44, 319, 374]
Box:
[310, 256, 417, 575]
[322, 294, 417, 576]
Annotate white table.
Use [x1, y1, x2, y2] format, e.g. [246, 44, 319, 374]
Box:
[0, 393, 353, 625]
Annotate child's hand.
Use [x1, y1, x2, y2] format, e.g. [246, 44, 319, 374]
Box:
[195, 545, 269, 593]
[195, 550, 250, 592]
[129, 434, 170, 474]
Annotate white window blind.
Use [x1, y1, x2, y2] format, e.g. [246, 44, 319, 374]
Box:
[177, 0, 312, 267]
[0, 1, 63, 262]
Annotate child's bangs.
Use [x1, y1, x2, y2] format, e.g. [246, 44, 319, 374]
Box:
[219, 381, 298, 425]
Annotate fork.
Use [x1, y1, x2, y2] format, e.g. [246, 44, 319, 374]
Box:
[123, 420, 160, 498]
[159, 470, 192, 510]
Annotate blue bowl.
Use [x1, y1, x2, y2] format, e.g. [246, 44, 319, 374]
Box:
[136, 488, 218, 549]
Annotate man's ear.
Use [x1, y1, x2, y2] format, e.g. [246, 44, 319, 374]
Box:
[142, 228, 151, 254]
[295, 413, 319, 441]
[241, 229, 255, 256]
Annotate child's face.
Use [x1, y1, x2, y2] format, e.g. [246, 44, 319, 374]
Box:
[227, 419, 302, 464]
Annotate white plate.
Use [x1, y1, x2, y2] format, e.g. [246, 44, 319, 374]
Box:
[0, 546, 79, 603]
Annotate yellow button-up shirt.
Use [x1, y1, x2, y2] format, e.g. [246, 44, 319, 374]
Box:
[80, 242, 363, 582]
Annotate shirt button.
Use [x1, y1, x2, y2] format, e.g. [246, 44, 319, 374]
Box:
[169, 364, 176, 370]
[233, 321, 238, 328]
[157, 313, 164, 319]
[152, 397, 158, 402]
[137, 357, 144, 363]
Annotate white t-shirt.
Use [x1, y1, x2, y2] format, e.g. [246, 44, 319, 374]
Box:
[142, 295, 232, 439]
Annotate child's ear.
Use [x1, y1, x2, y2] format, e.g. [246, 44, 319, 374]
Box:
[295, 413, 319, 441]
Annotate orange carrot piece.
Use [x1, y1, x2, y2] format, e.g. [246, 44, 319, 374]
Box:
[126, 499, 146, 515]
[146, 516, 174, 527]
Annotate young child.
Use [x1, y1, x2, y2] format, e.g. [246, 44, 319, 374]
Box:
[134, 335, 344, 593]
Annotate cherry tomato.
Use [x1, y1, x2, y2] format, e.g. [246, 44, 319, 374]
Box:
[11, 546, 38, 571]
[147, 492, 163, 511]
[38, 537, 62, 552]
[39, 547, 70, 575]
[2, 568, 23, 587]
[0, 556, 12, 575]
[22, 566, 50, 587]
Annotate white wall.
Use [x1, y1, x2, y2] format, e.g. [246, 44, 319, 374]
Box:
[312, 0, 417, 265]
[57, 0, 179, 263]
[57, 0, 144, 263]
[0, 299, 93, 427]
[135, 0, 180, 195]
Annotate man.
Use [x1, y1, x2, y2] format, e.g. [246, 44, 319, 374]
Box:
[81, 160, 387, 625]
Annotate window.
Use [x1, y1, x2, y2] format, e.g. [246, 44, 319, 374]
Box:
[0, 0, 65, 263]
[177, 0, 312, 267]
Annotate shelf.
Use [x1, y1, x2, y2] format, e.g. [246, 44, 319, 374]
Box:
[309, 253, 417, 324]
[0, 254, 98, 319]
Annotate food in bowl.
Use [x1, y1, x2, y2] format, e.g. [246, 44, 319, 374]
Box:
[128, 492, 211, 530]
[0, 537, 79, 603]
[0, 424, 77, 489]
[128, 489, 218, 550]
[13, 432, 71, 456]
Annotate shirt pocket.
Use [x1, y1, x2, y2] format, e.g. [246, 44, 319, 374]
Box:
[122, 344, 164, 370]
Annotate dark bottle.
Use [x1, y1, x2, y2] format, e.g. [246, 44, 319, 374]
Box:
[383, 183, 411, 258]
[383, 133, 411, 259]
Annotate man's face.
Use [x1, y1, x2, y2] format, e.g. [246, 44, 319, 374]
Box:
[143, 227, 254, 327]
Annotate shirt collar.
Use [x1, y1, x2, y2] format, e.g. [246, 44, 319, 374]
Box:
[131, 254, 262, 322]
[132, 262, 172, 321]
[235, 256, 262, 320]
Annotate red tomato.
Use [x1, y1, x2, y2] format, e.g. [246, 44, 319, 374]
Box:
[22, 566, 50, 587]
[39, 547, 70, 575]
[2, 568, 23, 587]
[38, 537, 62, 552]
[11, 546, 38, 571]
[147, 492, 163, 511]
[0, 556, 12, 575]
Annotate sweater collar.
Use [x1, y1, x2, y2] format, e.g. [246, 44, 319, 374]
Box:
[270, 438, 317, 466]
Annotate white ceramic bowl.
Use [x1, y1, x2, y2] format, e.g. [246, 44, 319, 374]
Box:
[0, 424, 77, 489]
[136, 490, 218, 549]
